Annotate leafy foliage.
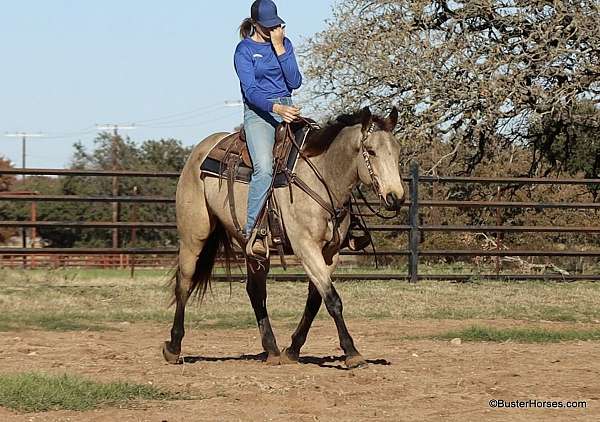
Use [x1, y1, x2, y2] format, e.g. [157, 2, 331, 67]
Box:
[301, 0, 600, 174]
[0, 133, 192, 247]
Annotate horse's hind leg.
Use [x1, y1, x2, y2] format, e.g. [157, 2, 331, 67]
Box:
[246, 258, 280, 364]
[163, 244, 204, 363]
[281, 281, 321, 364]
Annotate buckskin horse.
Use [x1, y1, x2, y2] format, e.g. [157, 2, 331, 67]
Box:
[162, 106, 405, 368]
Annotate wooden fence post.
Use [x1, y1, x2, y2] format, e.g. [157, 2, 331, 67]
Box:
[409, 161, 420, 283]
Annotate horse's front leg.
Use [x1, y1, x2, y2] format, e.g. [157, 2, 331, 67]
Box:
[281, 250, 341, 363]
[296, 245, 366, 369]
[281, 281, 322, 364]
[246, 258, 280, 365]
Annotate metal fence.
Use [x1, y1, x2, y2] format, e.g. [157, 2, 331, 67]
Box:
[1, 163, 599, 281]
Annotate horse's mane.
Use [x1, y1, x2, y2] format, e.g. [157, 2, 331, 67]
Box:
[302, 109, 388, 157]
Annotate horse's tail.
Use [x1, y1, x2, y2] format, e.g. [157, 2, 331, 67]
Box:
[169, 220, 234, 306]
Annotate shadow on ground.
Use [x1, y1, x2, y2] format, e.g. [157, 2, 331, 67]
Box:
[179, 352, 391, 370]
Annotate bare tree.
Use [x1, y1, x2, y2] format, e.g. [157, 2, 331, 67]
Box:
[300, 0, 600, 174]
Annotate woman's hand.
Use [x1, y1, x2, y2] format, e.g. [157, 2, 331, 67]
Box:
[273, 103, 301, 123]
[270, 26, 286, 55]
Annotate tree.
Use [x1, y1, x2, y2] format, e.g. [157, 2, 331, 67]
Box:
[301, 0, 600, 174]
[530, 100, 600, 177]
[0, 134, 193, 248]
[59, 133, 192, 247]
[0, 157, 16, 243]
[0, 156, 15, 192]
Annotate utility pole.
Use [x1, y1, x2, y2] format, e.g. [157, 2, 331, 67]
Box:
[4, 132, 46, 253]
[95, 124, 135, 253]
[4, 132, 46, 178]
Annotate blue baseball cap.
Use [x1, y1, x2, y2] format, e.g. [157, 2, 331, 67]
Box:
[251, 0, 285, 28]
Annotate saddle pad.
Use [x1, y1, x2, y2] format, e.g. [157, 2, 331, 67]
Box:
[200, 124, 310, 188]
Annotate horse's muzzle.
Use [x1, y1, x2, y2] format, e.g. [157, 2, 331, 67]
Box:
[385, 192, 404, 211]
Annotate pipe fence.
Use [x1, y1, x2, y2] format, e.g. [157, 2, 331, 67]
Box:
[1, 163, 599, 281]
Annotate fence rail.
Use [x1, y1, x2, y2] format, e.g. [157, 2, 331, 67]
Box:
[1, 163, 599, 281]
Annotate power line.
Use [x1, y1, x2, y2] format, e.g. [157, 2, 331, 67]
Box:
[133, 101, 242, 127]
[133, 101, 225, 124]
[2, 100, 243, 143]
[137, 109, 242, 129]
[44, 126, 97, 140]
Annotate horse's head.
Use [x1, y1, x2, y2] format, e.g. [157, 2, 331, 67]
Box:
[356, 106, 405, 211]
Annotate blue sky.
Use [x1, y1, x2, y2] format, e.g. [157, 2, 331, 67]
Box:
[0, 1, 335, 168]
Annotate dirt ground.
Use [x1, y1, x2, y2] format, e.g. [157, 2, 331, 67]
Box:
[0, 319, 599, 422]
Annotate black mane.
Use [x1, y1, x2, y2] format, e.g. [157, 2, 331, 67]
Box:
[302, 109, 388, 157]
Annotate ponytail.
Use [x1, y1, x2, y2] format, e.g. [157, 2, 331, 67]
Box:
[239, 17, 254, 39]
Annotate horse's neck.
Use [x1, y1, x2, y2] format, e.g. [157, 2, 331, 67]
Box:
[298, 126, 360, 207]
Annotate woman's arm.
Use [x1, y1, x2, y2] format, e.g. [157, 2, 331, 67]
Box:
[272, 36, 303, 90]
[234, 44, 274, 113]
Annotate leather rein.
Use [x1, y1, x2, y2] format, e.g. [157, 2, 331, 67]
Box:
[286, 119, 392, 253]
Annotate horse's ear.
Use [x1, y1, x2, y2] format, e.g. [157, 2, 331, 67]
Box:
[360, 106, 372, 133]
[383, 106, 398, 132]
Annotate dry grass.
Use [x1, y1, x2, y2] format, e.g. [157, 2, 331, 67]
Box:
[1, 268, 600, 333]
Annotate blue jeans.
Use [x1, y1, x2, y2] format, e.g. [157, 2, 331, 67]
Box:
[243, 96, 293, 235]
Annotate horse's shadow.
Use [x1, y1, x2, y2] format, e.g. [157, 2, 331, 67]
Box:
[179, 352, 391, 370]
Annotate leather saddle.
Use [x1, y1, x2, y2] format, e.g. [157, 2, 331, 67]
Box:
[200, 120, 314, 187]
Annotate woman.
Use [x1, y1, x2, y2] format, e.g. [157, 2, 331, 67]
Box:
[234, 0, 302, 255]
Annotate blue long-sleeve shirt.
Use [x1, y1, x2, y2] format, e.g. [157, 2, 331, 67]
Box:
[234, 37, 303, 113]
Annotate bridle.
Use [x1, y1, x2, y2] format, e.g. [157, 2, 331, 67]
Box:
[356, 121, 401, 220]
[359, 122, 384, 202]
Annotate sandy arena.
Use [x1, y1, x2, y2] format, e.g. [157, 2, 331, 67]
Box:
[0, 319, 598, 421]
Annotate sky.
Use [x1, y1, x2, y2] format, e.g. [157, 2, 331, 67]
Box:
[0, 0, 335, 169]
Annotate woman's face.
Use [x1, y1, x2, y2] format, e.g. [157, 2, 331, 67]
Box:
[254, 23, 283, 40]
[255, 23, 270, 39]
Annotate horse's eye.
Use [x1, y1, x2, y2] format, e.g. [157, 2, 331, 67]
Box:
[367, 149, 376, 156]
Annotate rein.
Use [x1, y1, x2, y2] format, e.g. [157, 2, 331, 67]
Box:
[287, 118, 392, 257]
[287, 121, 345, 218]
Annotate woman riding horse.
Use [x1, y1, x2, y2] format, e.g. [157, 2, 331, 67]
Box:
[162, 1, 405, 369]
[234, 0, 369, 256]
[234, 0, 302, 255]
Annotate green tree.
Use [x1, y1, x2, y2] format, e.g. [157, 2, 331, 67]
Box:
[59, 133, 192, 247]
[0, 157, 17, 243]
[0, 134, 192, 248]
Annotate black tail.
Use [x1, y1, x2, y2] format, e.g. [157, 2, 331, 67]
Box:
[169, 221, 234, 306]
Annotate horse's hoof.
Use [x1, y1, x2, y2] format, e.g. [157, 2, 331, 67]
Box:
[162, 341, 181, 364]
[265, 353, 281, 366]
[280, 347, 299, 365]
[345, 354, 368, 369]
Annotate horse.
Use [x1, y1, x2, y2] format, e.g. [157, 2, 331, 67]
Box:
[162, 106, 405, 368]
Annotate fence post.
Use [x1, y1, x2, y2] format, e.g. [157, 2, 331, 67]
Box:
[408, 161, 420, 283]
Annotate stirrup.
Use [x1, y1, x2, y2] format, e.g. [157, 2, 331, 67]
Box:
[245, 228, 269, 259]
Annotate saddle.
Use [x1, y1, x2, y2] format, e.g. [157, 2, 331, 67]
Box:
[200, 121, 312, 187]
[200, 119, 318, 267]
